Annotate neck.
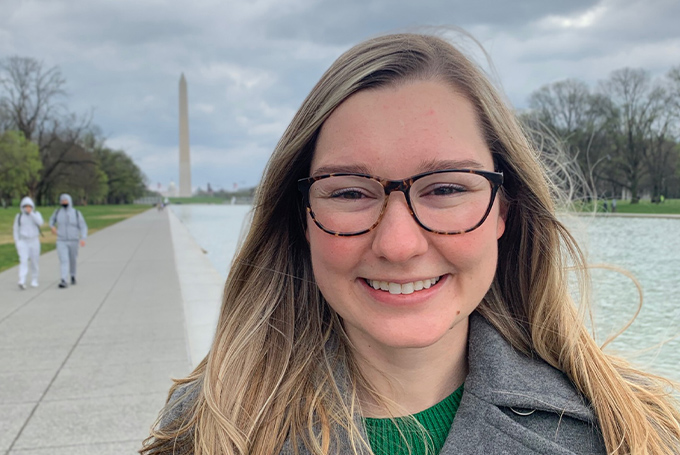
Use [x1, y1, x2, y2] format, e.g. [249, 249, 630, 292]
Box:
[352, 317, 469, 418]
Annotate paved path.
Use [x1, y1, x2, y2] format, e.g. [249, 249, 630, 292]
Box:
[0, 208, 221, 454]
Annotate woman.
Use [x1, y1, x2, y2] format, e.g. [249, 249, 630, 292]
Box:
[142, 33, 680, 454]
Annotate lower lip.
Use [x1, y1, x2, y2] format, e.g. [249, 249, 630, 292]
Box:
[360, 275, 447, 306]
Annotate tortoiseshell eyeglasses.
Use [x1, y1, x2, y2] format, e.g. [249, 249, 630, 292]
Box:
[298, 169, 503, 236]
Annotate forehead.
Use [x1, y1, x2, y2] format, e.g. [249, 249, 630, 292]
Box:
[312, 80, 493, 177]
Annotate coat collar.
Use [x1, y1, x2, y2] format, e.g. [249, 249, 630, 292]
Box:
[465, 312, 596, 423]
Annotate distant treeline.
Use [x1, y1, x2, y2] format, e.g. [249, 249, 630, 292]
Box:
[522, 66, 680, 202]
[194, 184, 256, 200]
[0, 56, 150, 207]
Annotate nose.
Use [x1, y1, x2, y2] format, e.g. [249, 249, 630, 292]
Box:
[371, 192, 428, 263]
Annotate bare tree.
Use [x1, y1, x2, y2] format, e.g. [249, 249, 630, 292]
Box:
[529, 79, 593, 133]
[527, 69, 680, 202]
[643, 68, 680, 202]
[33, 113, 96, 202]
[0, 56, 94, 204]
[668, 66, 680, 100]
[599, 68, 664, 203]
[0, 56, 66, 141]
[527, 79, 616, 198]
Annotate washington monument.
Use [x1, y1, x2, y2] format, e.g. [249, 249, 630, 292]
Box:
[178, 73, 192, 197]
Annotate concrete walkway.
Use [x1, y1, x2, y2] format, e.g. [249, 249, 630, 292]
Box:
[0, 208, 221, 454]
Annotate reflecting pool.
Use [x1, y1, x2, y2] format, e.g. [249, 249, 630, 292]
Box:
[172, 205, 680, 381]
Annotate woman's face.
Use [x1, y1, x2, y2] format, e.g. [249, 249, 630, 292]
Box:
[307, 80, 505, 353]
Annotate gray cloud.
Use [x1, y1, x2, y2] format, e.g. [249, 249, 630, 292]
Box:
[263, 0, 600, 44]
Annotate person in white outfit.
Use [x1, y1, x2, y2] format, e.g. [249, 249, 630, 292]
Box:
[13, 197, 44, 289]
[49, 193, 87, 289]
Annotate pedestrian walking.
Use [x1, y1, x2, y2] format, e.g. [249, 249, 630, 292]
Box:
[49, 193, 88, 288]
[13, 196, 44, 289]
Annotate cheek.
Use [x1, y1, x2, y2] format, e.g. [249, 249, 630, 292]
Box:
[307, 228, 364, 286]
[437, 223, 500, 276]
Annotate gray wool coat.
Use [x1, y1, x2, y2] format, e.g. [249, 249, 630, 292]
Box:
[164, 313, 606, 454]
[434, 312, 605, 454]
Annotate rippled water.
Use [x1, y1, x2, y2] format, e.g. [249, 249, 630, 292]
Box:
[172, 205, 680, 381]
[564, 215, 680, 381]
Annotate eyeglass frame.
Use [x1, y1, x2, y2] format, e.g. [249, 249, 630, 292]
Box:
[298, 168, 504, 237]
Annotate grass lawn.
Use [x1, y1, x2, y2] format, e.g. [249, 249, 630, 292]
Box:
[0, 204, 151, 272]
[607, 198, 680, 214]
[168, 196, 230, 204]
[572, 198, 680, 214]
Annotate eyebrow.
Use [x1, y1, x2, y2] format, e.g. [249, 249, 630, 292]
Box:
[312, 164, 372, 176]
[311, 159, 487, 177]
[417, 159, 487, 172]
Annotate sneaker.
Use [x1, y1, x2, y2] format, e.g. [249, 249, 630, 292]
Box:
[58, 280, 68, 288]
[30, 280, 39, 288]
[71, 276, 76, 285]
[18, 283, 26, 290]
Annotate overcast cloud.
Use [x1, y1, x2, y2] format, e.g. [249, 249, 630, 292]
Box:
[1, 0, 679, 193]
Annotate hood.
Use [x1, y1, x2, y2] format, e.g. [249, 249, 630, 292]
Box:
[59, 193, 73, 207]
[20, 197, 35, 210]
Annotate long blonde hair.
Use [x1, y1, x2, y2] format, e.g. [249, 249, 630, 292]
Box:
[141, 32, 680, 454]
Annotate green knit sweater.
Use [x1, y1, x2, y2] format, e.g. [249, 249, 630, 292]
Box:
[364, 384, 464, 455]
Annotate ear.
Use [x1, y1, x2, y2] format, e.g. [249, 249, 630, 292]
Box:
[496, 200, 508, 240]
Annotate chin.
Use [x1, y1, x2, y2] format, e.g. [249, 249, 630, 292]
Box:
[375, 324, 456, 350]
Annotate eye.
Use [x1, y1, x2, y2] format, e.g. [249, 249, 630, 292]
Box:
[422, 183, 467, 197]
[329, 188, 373, 199]
[311, 175, 383, 202]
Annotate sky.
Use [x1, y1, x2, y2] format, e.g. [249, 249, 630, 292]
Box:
[1, 0, 679, 194]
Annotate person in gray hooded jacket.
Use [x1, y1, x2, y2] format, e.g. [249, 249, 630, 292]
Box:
[49, 193, 87, 288]
[13, 196, 44, 289]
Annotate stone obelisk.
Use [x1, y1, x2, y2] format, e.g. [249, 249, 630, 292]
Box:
[178, 74, 192, 197]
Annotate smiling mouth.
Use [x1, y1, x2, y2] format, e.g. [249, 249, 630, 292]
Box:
[364, 276, 442, 295]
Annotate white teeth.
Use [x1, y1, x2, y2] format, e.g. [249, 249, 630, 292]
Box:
[367, 276, 441, 295]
